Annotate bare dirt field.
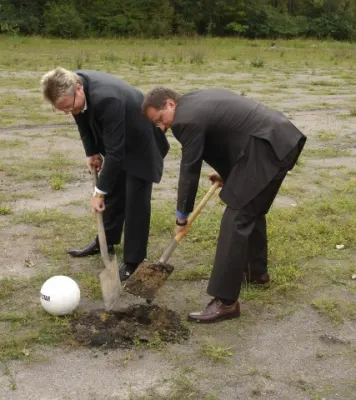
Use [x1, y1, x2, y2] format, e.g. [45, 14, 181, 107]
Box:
[0, 37, 355, 400]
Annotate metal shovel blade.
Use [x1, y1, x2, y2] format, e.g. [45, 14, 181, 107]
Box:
[99, 258, 121, 311]
[90, 165, 122, 310]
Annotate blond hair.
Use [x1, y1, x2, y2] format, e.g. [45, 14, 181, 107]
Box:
[40, 67, 81, 104]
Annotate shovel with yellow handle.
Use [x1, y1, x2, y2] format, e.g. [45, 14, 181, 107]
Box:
[124, 181, 220, 301]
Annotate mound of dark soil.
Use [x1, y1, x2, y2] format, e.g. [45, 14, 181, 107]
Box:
[71, 304, 189, 348]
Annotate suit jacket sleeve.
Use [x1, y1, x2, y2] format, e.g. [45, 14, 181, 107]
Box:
[74, 113, 99, 157]
[176, 123, 205, 214]
[95, 97, 126, 193]
[153, 126, 170, 159]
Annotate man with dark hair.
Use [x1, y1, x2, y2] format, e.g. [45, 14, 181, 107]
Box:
[41, 68, 169, 281]
[142, 87, 306, 323]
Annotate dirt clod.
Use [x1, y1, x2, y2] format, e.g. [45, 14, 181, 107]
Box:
[124, 261, 174, 300]
[71, 304, 189, 348]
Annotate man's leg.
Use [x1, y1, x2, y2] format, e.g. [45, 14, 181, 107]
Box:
[244, 164, 292, 282]
[102, 169, 126, 245]
[189, 159, 293, 322]
[67, 170, 126, 257]
[188, 206, 254, 323]
[188, 140, 305, 322]
[208, 207, 255, 301]
[244, 137, 305, 282]
[248, 215, 268, 275]
[119, 174, 152, 281]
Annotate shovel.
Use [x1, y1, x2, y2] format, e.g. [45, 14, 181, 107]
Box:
[124, 181, 220, 301]
[91, 165, 122, 310]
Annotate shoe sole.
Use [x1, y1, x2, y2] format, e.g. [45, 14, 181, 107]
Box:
[187, 312, 241, 324]
[120, 274, 132, 282]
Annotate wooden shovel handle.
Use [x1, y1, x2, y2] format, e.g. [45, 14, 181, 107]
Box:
[90, 165, 109, 265]
[159, 181, 220, 264]
[175, 181, 220, 243]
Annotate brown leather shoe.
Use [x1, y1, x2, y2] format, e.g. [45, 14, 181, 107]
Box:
[188, 298, 240, 323]
[244, 272, 270, 284]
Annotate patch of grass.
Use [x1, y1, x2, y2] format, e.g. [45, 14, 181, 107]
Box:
[303, 147, 352, 158]
[50, 175, 65, 190]
[270, 264, 303, 291]
[275, 83, 288, 89]
[16, 208, 68, 225]
[189, 49, 205, 64]
[101, 52, 121, 63]
[0, 278, 21, 300]
[172, 264, 212, 281]
[131, 371, 218, 399]
[0, 309, 73, 361]
[164, 374, 216, 400]
[278, 181, 307, 198]
[293, 378, 314, 392]
[349, 108, 356, 116]
[74, 271, 102, 300]
[310, 80, 341, 87]
[15, 209, 95, 263]
[315, 350, 330, 360]
[318, 130, 337, 141]
[0, 206, 13, 215]
[1, 151, 78, 185]
[248, 368, 259, 376]
[0, 192, 35, 203]
[149, 201, 176, 248]
[311, 297, 356, 325]
[261, 192, 355, 287]
[73, 51, 91, 69]
[0, 139, 25, 149]
[291, 103, 337, 112]
[3, 364, 17, 390]
[0, 273, 57, 303]
[250, 58, 265, 68]
[133, 331, 165, 350]
[199, 343, 234, 363]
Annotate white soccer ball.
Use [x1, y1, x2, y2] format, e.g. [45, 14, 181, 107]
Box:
[40, 275, 80, 316]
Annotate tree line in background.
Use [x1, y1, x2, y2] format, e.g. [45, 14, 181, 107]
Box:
[1, 0, 356, 41]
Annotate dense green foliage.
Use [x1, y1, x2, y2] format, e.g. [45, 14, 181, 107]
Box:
[1, 0, 356, 40]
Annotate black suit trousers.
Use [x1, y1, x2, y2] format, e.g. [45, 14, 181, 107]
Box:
[98, 170, 152, 264]
[207, 137, 304, 301]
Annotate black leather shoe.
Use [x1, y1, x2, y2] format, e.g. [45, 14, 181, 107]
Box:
[119, 262, 138, 282]
[67, 240, 115, 258]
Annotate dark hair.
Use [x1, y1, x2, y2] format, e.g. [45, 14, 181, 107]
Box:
[142, 87, 181, 115]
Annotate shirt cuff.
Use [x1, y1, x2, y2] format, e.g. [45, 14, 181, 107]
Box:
[95, 186, 107, 195]
[176, 210, 189, 219]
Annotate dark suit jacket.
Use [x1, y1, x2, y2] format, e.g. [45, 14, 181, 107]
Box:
[172, 89, 306, 213]
[73, 70, 169, 193]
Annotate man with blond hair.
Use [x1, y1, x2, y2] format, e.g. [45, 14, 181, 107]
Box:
[142, 87, 306, 323]
[41, 68, 169, 280]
